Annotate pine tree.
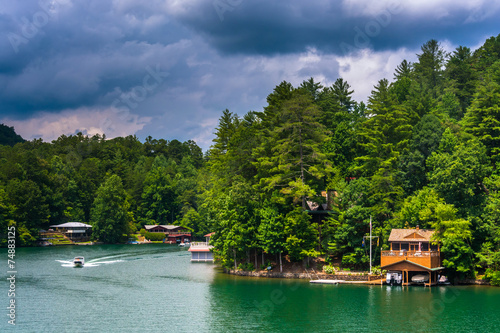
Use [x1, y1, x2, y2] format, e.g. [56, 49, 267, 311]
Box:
[462, 61, 500, 164]
[90, 174, 129, 243]
[356, 79, 413, 176]
[255, 91, 332, 208]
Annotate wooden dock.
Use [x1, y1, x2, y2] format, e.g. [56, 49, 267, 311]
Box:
[310, 279, 381, 285]
[309, 279, 344, 284]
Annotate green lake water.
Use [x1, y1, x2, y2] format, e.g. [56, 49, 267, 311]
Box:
[2, 244, 500, 332]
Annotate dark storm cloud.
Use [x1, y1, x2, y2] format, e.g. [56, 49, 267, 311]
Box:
[0, 0, 191, 117]
[170, 0, 500, 55]
[0, 0, 499, 149]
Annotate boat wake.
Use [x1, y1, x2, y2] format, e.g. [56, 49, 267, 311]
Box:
[56, 259, 124, 268]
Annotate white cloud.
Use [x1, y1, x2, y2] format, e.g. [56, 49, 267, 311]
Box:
[338, 47, 419, 103]
[2, 107, 151, 141]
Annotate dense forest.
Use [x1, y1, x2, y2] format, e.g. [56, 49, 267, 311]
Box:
[1, 35, 500, 283]
[0, 134, 206, 244]
[205, 35, 500, 283]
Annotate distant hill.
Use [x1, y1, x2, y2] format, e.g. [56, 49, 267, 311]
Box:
[0, 124, 25, 146]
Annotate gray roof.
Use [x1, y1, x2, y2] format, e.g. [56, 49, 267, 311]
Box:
[50, 222, 92, 228]
[144, 225, 184, 230]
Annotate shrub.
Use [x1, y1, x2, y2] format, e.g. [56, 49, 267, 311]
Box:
[237, 263, 255, 271]
[139, 229, 146, 236]
[145, 232, 165, 242]
[323, 265, 335, 274]
[485, 269, 500, 286]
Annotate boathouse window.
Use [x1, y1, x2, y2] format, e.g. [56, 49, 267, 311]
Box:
[400, 243, 409, 251]
[392, 243, 400, 251]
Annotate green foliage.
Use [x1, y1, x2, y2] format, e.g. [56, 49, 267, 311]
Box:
[144, 232, 165, 242]
[323, 265, 335, 274]
[0, 124, 25, 146]
[485, 269, 500, 286]
[90, 174, 129, 243]
[238, 262, 255, 271]
[462, 61, 500, 163]
[432, 214, 475, 279]
[427, 129, 491, 213]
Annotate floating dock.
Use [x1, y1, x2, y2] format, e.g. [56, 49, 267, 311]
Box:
[309, 279, 344, 284]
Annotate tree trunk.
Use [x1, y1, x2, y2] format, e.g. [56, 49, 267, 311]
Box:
[233, 249, 237, 270]
[299, 126, 306, 210]
[279, 252, 283, 273]
[255, 249, 258, 270]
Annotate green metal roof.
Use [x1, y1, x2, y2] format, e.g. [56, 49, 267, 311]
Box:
[381, 259, 444, 272]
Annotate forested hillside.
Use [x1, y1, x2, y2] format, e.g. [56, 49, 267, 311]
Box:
[0, 124, 25, 146]
[1, 35, 500, 283]
[205, 35, 500, 282]
[0, 134, 205, 244]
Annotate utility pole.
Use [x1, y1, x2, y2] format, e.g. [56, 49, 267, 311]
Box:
[362, 216, 378, 275]
[370, 216, 372, 275]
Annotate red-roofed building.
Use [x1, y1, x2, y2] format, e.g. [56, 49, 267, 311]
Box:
[144, 225, 191, 244]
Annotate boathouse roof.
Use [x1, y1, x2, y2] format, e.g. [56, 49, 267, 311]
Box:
[144, 225, 186, 230]
[388, 228, 434, 242]
[49, 222, 92, 228]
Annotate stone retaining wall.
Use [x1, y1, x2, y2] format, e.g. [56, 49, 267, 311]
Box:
[225, 269, 372, 281]
[457, 279, 491, 285]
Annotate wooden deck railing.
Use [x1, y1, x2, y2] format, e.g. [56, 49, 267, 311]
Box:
[190, 242, 211, 248]
[381, 250, 441, 268]
[381, 250, 439, 257]
[168, 232, 191, 236]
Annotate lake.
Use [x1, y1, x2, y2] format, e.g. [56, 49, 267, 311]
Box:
[3, 244, 500, 332]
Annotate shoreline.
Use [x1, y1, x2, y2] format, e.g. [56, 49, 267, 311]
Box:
[224, 268, 492, 286]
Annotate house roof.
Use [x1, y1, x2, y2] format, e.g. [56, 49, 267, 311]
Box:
[188, 247, 211, 252]
[50, 222, 92, 228]
[144, 225, 185, 230]
[204, 232, 215, 237]
[388, 229, 435, 242]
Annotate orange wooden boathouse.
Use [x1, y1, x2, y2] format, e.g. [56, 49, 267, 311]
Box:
[380, 227, 444, 286]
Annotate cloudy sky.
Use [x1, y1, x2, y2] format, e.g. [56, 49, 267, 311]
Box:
[1, 0, 499, 150]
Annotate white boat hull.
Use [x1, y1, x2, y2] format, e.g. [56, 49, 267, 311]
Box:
[411, 274, 429, 283]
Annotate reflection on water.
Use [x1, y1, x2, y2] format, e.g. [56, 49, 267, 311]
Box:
[3, 245, 500, 333]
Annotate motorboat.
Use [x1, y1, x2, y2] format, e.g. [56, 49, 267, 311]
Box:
[438, 275, 451, 285]
[386, 272, 402, 285]
[411, 274, 429, 283]
[178, 243, 186, 247]
[73, 256, 84, 267]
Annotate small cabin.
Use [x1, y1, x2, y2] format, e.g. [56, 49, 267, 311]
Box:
[380, 227, 443, 286]
[144, 225, 191, 243]
[188, 233, 214, 262]
[49, 222, 92, 241]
